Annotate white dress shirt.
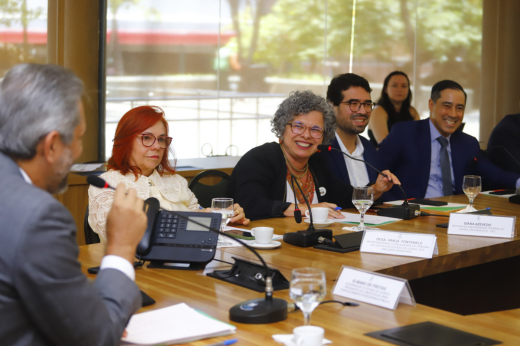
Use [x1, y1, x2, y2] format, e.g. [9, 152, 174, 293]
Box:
[335, 132, 370, 187]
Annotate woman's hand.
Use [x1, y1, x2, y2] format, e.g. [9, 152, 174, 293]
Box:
[230, 203, 250, 225]
[373, 170, 400, 200]
[283, 202, 345, 219]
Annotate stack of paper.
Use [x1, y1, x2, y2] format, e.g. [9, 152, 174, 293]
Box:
[121, 303, 236, 345]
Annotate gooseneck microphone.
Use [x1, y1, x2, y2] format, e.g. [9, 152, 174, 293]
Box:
[282, 174, 333, 247]
[87, 175, 115, 190]
[317, 144, 420, 220]
[290, 174, 304, 224]
[87, 176, 287, 324]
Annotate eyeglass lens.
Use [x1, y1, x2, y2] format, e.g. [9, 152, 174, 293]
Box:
[141, 134, 171, 148]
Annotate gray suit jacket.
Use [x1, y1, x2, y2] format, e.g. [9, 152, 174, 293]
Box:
[0, 152, 141, 346]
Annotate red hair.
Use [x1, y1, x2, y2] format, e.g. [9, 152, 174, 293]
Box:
[107, 106, 176, 180]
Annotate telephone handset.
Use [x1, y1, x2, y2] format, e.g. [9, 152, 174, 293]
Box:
[136, 198, 222, 270]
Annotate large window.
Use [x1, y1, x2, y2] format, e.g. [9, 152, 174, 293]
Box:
[0, 0, 47, 75]
[104, 0, 483, 160]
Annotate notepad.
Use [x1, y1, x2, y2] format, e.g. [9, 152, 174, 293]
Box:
[121, 303, 236, 345]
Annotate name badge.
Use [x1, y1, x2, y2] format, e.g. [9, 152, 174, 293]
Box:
[360, 230, 438, 259]
[332, 266, 415, 310]
[448, 214, 516, 238]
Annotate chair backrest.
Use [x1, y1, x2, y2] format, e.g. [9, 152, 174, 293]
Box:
[84, 205, 101, 245]
[188, 170, 231, 208]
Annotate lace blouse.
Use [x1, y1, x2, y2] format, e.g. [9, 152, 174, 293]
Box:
[88, 169, 200, 242]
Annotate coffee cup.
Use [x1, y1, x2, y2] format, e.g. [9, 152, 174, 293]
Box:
[252, 227, 274, 244]
[293, 326, 324, 346]
[304, 207, 329, 223]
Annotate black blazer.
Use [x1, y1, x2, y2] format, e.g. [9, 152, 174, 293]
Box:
[487, 114, 520, 175]
[227, 142, 355, 221]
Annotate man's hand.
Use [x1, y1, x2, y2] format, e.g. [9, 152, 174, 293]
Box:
[105, 184, 147, 264]
[373, 170, 400, 200]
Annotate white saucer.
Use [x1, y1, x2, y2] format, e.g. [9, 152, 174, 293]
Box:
[304, 218, 335, 227]
[249, 240, 282, 249]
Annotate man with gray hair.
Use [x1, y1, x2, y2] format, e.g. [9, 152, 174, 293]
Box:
[0, 64, 147, 346]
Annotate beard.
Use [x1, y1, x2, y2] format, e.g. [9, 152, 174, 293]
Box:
[49, 147, 73, 195]
[337, 113, 368, 135]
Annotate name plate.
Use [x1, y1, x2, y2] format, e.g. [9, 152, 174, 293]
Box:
[448, 214, 516, 238]
[360, 230, 438, 259]
[332, 266, 415, 310]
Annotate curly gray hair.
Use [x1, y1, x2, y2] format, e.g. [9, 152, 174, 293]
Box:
[271, 90, 336, 144]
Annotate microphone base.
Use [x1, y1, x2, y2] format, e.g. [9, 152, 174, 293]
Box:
[510, 195, 520, 204]
[283, 229, 333, 248]
[229, 297, 288, 324]
[377, 204, 420, 220]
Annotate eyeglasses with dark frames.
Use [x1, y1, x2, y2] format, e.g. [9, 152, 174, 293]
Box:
[287, 122, 324, 139]
[341, 100, 376, 113]
[137, 133, 172, 148]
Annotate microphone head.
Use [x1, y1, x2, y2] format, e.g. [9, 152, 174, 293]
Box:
[294, 210, 302, 223]
[317, 144, 331, 151]
[87, 175, 109, 189]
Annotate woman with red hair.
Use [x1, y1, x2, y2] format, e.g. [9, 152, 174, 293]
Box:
[88, 106, 249, 241]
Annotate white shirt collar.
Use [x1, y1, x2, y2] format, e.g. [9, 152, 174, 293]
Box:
[19, 167, 33, 185]
[335, 132, 364, 156]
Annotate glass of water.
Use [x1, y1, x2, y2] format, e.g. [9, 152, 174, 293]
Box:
[462, 175, 481, 212]
[352, 186, 374, 232]
[211, 198, 235, 246]
[290, 267, 326, 326]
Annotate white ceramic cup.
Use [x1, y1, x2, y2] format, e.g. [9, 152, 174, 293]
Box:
[253, 227, 274, 244]
[293, 326, 324, 346]
[304, 207, 329, 223]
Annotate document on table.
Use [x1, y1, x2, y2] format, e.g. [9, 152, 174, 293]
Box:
[121, 303, 236, 345]
[70, 163, 103, 172]
[338, 212, 401, 226]
[384, 200, 467, 212]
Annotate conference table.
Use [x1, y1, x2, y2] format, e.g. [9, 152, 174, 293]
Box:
[78, 194, 520, 345]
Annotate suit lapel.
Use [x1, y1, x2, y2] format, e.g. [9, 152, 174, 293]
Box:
[359, 136, 378, 183]
[330, 137, 351, 183]
[418, 120, 433, 197]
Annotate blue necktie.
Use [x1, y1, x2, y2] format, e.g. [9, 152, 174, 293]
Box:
[437, 136, 453, 196]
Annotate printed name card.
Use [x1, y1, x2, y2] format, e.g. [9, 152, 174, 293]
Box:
[332, 266, 415, 310]
[448, 214, 516, 238]
[360, 230, 438, 259]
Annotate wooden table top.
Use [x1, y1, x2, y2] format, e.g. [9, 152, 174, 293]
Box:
[79, 193, 520, 345]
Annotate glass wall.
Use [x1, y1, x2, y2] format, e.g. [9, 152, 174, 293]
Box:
[104, 0, 483, 160]
[0, 0, 47, 76]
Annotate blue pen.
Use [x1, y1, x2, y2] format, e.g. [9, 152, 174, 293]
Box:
[334, 207, 342, 211]
[205, 339, 238, 346]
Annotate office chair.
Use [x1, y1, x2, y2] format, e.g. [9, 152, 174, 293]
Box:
[188, 170, 231, 208]
[84, 205, 101, 244]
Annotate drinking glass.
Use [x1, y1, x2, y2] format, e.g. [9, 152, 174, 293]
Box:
[211, 198, 235, 246]
[462, 175, 481, 212]
[289, 267, 326, 326]
[352, 186, 374, 231]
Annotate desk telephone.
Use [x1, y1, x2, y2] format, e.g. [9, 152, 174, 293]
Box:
[136, 197, 222, 270]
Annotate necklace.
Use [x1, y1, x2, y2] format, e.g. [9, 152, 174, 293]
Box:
[280, 144, 309, 179]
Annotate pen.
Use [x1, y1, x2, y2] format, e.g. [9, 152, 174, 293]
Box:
[205, 339, 238, 346]
[333, 207, 342, 211]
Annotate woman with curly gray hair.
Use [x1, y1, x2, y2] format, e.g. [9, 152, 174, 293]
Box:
[227, 90, 398, 221]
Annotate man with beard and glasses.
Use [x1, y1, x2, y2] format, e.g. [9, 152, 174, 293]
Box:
[377, 80, 520, 201]
[320, 73, 382, 188]
[0, 64, 147, 346]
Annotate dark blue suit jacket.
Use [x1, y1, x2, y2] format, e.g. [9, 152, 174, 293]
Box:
[319, 135, 380, 185]
[377, 119, 520, 201]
